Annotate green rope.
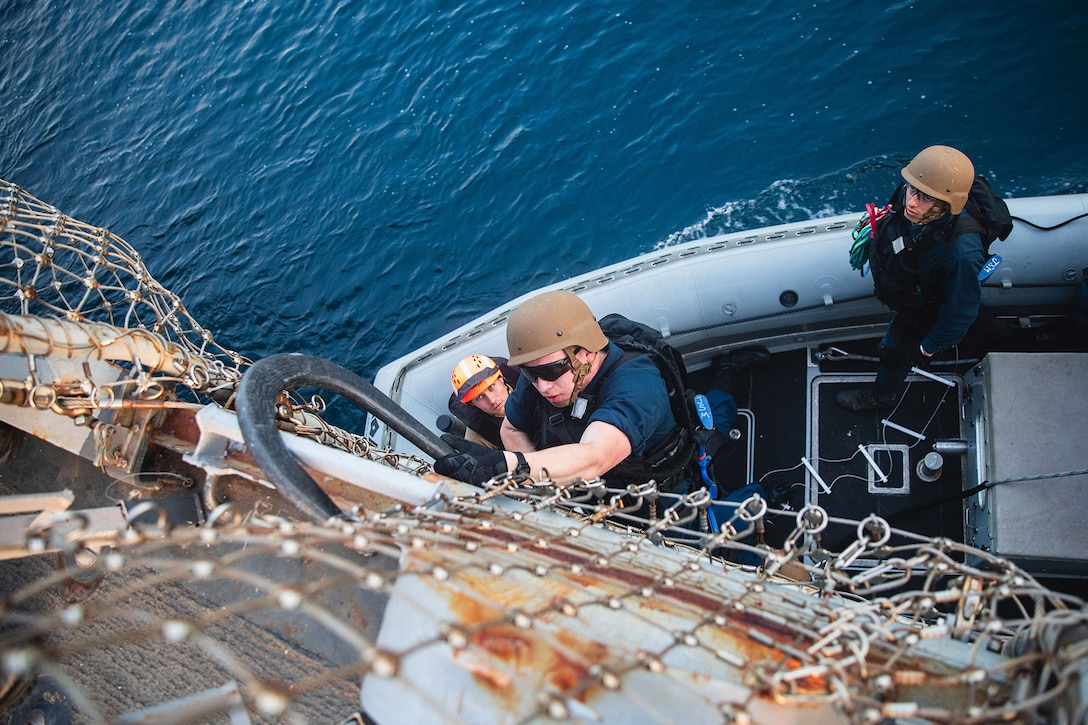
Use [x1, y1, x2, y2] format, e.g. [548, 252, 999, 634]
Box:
[849, 202, 893, 275]
[849, 215, 872, 273]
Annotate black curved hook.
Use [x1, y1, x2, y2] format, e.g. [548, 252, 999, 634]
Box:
[236, 353, 454, 522]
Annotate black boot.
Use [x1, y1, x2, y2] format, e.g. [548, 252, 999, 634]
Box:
[711, 347, 770, 393]
[835, 387, 898, 412]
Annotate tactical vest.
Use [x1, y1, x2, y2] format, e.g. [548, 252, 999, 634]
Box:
[529, 316, 696, 490]
[869, 181, 1004, 311]
[869, 195, 955, 310]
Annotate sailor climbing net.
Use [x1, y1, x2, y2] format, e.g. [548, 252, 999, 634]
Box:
[2, 475, 1084, 724]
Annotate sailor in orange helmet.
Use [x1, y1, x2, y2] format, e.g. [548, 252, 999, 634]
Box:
[447, 354, 520, 449]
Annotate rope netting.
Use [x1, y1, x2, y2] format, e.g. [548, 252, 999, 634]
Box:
[0, 181, 248, 393]
[2, 480, 1085, 724]
[0, 180, 430, 473]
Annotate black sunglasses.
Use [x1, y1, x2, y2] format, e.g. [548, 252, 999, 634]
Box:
[520, 357, 573, 382]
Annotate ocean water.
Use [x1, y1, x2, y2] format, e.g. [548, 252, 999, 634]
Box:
[3, 0, 1087, 388]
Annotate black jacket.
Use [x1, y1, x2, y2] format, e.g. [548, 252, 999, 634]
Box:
[869, 185, 986, 353]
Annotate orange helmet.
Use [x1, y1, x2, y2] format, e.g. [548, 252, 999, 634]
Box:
[451, 354, 503, 403]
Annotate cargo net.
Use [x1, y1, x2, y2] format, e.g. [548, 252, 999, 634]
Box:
[0, 181, 248, 396]
[0, 180, 424, 470]
[2, 477, 1085, 724]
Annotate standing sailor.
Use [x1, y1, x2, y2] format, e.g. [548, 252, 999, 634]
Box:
[839, 145, 990, 411]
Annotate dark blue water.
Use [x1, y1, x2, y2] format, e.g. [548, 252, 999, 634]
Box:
[3, 0, 1087, 382]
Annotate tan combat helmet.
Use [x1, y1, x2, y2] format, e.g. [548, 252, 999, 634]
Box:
[901, 145, 975, 214]
[506, 290, 608, 366]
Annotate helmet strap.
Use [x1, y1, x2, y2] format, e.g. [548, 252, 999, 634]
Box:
[565, 347, 593, 408]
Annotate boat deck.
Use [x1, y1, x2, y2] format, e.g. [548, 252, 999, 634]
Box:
[695, 316, 1088, 590]
[810, 373, 964, 551]
[696, 348, 966, 548]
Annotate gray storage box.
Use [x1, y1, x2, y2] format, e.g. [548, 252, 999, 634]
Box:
[965, 352, 1088, 575]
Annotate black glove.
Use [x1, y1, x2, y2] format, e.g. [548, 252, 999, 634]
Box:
[440, 434, 491, 458]
[434, 434, 509, 484]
